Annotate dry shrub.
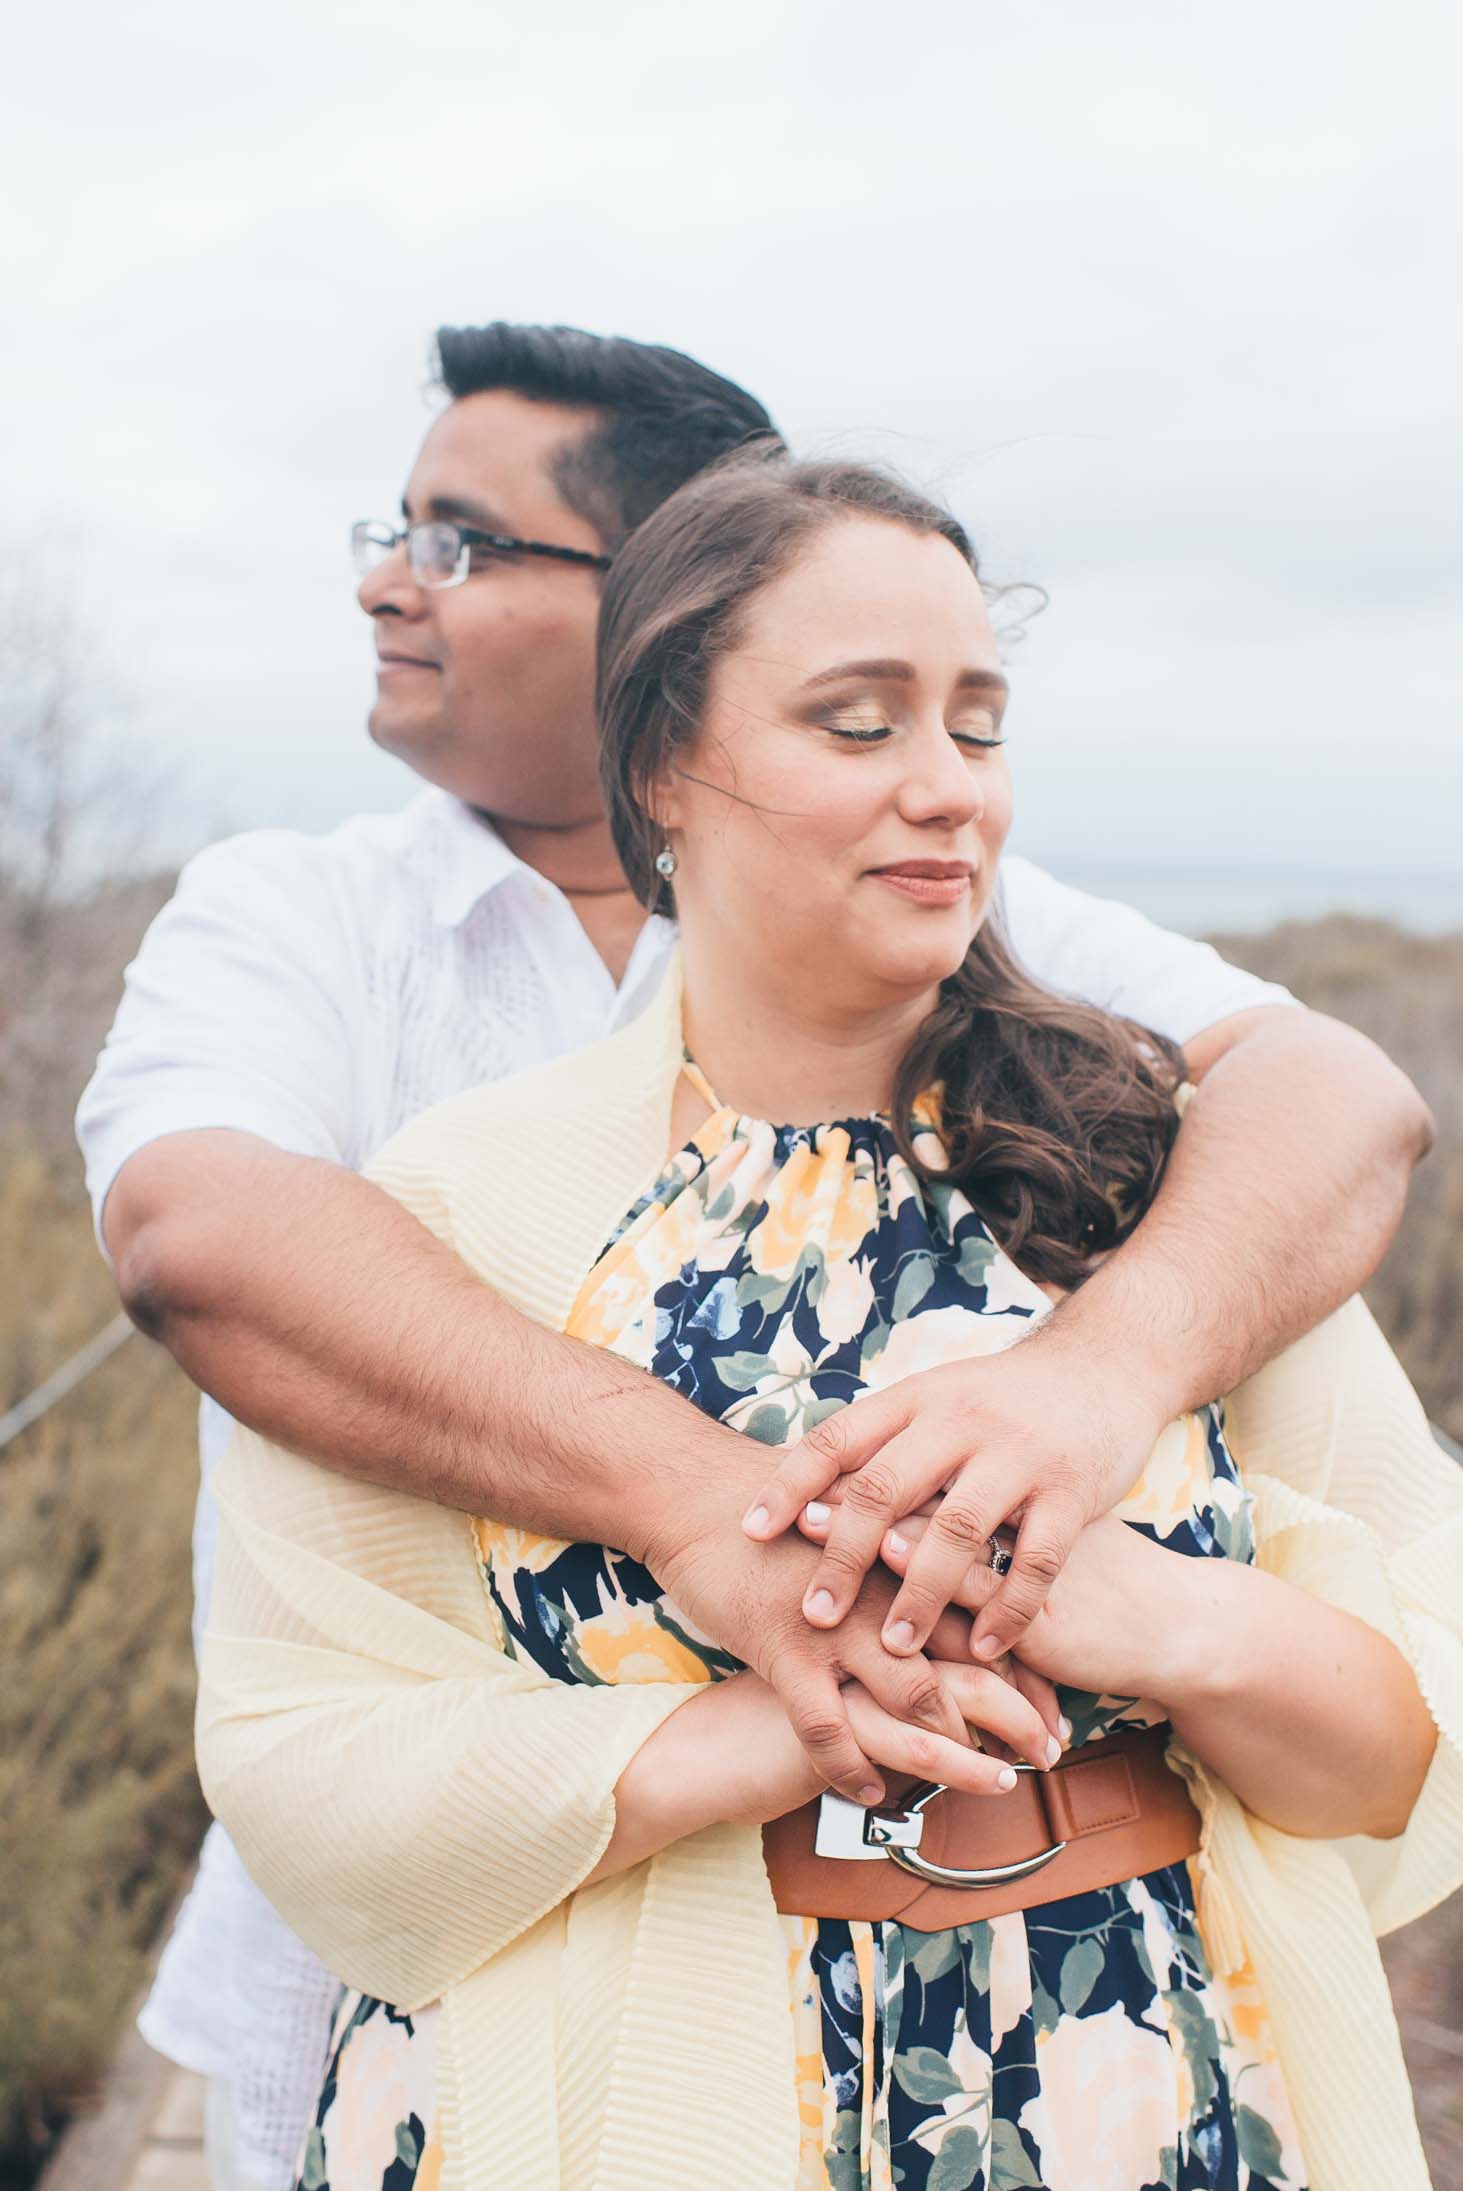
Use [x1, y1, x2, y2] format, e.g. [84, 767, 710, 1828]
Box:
[0, 1158, 204, 2184]
[1206, 918, 1463, 1443]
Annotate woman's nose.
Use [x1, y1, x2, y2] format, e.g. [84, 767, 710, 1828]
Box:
[899, 725, 984, 825]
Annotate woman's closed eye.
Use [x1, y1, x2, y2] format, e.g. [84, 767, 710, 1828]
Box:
[825, 719, 895, 745]
[822, 718, 1006, 751]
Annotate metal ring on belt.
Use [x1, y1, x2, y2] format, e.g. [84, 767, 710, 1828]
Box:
[762, 1724, 1202, 1931]
[835, 1764, 1067, 1887]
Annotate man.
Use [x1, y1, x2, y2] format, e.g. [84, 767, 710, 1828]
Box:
[79, 322, 1430, 2191]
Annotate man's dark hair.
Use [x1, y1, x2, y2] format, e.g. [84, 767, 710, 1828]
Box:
[433, 321, 784, 553]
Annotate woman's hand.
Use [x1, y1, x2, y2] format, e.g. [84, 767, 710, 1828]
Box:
[849, 1505, 1195, 1704]
[588, 1652, 1066, 1885]
[716, 1655, 1065, 1825]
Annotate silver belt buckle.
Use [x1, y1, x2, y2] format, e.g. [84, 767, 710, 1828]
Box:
[815, 1790, 927, 1860]
[814, 1773, 1068, 1887]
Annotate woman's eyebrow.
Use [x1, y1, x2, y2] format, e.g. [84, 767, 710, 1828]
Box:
[798, 658, 1009, 698]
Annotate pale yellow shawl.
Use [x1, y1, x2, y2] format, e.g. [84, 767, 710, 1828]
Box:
[198, 959, 1463, 2191]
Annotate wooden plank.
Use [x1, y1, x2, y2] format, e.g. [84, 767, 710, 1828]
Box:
[35, 2020, 185, 2191]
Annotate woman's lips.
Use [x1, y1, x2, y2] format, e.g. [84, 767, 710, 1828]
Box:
[869, 864, 975, 907]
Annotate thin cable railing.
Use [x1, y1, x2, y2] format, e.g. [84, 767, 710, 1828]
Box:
[0, 1311, 135, 1452]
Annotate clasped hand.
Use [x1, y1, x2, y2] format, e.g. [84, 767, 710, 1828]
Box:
[742, 1333, 1170, 1662]
[654, 1339, 1177, 1808]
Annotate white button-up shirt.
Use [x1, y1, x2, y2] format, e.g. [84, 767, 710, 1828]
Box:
[76, 787, 1293, 2188]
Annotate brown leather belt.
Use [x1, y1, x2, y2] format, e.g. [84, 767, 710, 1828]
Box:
[762, 1725, 1199, 1931]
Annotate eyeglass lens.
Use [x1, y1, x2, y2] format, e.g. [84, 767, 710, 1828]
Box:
[350, 521, 466, 589]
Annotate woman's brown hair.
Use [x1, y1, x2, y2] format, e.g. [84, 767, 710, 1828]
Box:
[597, 453, 1184, 1286]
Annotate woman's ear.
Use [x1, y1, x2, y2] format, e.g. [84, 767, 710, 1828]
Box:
[642, 769, 683, 836]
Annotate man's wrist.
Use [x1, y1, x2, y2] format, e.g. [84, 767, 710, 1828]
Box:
[630, 1421, 768, 1575]
[1038, 1279, 1191, 1446]
[1023, 1305, 1184, 1497]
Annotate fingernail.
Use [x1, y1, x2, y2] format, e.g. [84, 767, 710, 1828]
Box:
[1059, 1716, 1073, 1743]
[996, 1767, 1018, 1791]
[973, 1633, 1002, 1660]
[806, 1588, 837, 1621]
[804, 1501, 831, 1526]
[856, 1784, 884, 1806]
[886, 1529, 908, 1555]
[1045, 1736, 1061, 1767]
[742, 1505, 770, 1536]
[883, 1619, 916, 1651]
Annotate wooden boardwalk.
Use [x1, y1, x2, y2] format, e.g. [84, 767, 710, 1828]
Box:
[38, 2033, 206, 2191]
[123, 2068, 206, 2191]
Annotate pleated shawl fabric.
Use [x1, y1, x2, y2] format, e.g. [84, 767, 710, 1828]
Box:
[198, 956, 1463, 2191]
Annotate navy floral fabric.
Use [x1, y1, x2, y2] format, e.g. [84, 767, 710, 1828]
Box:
[298, 1100, 1307, 2191]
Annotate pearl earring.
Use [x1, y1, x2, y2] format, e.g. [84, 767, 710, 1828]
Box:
[654, 845, 678, 879]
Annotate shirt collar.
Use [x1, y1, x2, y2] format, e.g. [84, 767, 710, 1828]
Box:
[423, 792, 528, 928]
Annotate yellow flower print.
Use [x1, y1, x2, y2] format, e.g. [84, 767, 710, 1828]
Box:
[783, 1917, 839, 2189]
[747, 1135, 878, 1279]
[571, 1611, 712, 1687]
[1116, 1413, 1212, 1538]
[474, 1520, 569, 1580]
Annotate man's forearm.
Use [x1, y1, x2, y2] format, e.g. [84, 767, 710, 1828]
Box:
[112, 1132, 999, 1802]
[109, 1131, 751, 1554]
[1050, 1008, 1432, 1422]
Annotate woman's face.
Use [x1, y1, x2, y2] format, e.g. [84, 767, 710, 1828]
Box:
[657, 514, 1013, 1018]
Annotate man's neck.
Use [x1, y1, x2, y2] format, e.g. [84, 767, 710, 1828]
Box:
[489, 809, 649, 986]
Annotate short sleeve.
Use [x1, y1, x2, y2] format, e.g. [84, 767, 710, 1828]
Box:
[76, 832, 363, 1244]
[998, 857, 1297, 1045]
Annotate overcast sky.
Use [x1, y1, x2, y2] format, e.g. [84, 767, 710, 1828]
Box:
[5, 0, 1459, 921]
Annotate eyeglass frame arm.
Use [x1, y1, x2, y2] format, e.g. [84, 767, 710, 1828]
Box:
[353, 518, 611, 574]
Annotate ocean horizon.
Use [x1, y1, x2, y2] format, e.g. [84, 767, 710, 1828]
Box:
[1022, 859, 1463, 939]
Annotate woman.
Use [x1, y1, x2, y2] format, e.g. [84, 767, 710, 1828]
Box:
[199, 458, 1461, 2191]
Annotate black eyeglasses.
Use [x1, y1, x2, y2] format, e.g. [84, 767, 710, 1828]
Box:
[352, 518, 611, 590]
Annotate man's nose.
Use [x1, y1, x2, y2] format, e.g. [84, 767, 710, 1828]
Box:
[357, 541, 429, 621]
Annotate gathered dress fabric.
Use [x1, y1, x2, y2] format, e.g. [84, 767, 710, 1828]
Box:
[293, 1082, 1306, 2191]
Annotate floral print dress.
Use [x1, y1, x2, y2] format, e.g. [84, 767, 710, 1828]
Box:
[296, 1090, 1308, 2191]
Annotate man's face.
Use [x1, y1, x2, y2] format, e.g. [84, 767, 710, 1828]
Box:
[359, 389, 609, 825]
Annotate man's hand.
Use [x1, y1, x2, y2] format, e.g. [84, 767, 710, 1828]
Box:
[741, 1325, 1170, 1665]
[742, 1004, 1431, 1662]
[648, 1491, 1062, 1804]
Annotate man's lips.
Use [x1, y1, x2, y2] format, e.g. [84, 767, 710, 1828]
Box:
[868, 861, 976, 906]
[375, 649, 440, 674]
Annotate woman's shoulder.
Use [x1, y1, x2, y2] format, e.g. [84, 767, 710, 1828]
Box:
[367, 1028, 615, 1185]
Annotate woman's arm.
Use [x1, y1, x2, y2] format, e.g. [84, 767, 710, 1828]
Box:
[583, 1661, 1064, 1887]
[1157, 1555, 1436, 1840]
[873, 1508, 1437, 1842]
[200, 1425, 1062, 2000]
